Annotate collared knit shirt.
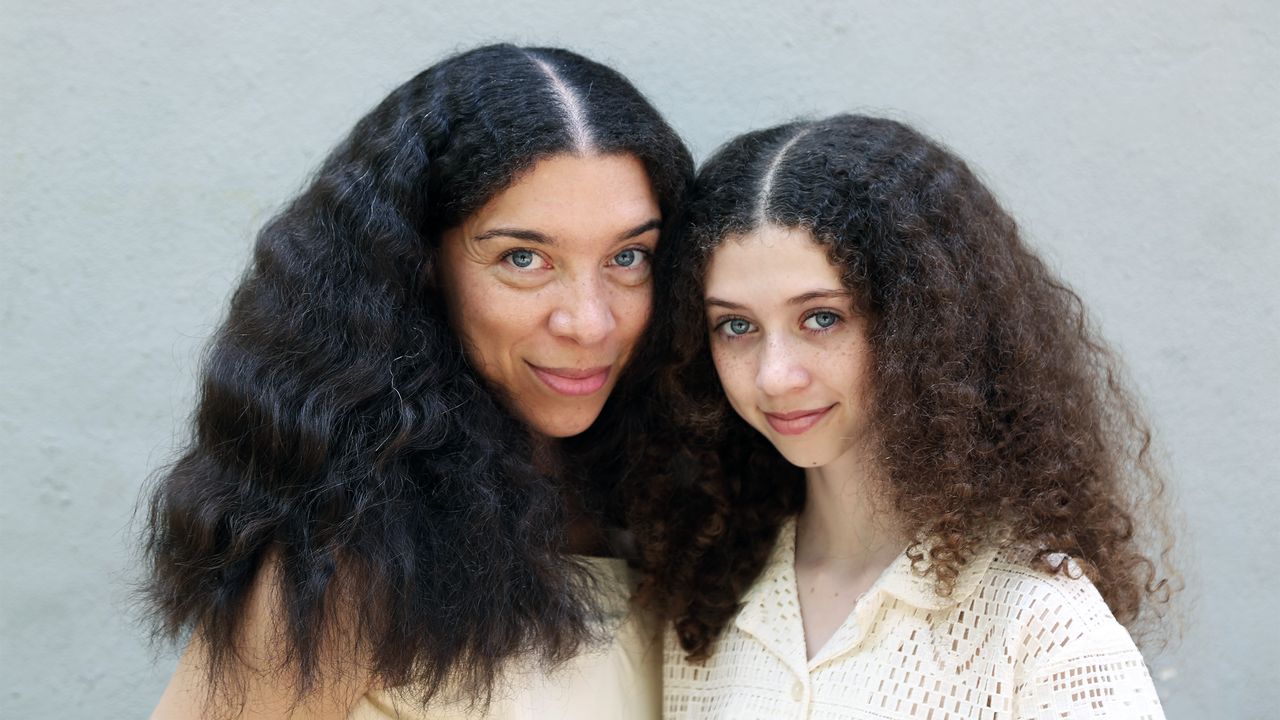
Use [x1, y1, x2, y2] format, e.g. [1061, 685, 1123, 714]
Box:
[663, 518, 1165, 720]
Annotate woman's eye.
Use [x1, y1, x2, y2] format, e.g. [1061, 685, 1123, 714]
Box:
[803, 311, 840, 331]
[502, 249, 546, 270]
[610, 248, 648, 268]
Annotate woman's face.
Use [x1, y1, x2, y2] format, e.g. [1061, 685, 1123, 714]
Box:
[703, 225, 874, 468]
[438, 153, 661, 438]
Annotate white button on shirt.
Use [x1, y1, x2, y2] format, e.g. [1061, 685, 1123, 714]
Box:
[663, 518, 1166, 720]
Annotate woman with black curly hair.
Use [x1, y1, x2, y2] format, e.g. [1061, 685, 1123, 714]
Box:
[145, 44, 691, 718]
[639, 115, 1174, 718]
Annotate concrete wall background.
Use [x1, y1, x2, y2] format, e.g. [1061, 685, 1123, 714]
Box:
[2, 1, 1276, 717]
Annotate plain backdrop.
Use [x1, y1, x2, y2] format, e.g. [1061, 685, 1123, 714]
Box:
[2, 2, 1277, 717]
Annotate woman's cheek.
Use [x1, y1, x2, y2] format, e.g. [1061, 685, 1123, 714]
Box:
[617, 282, 654, 347]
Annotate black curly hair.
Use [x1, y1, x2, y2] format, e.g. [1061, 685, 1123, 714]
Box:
[142, 43, 692, 706]
[633, 114, 1174, 661]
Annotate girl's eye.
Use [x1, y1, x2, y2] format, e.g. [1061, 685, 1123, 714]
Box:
[803, 311, 840, 331]
[610, 247, 649, 269]
[717, 317, 756, 337]
[502, 249, 547, 270]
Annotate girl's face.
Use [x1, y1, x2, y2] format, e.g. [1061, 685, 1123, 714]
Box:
[438, 153, 661, 438]
[704, 225, 874, 468]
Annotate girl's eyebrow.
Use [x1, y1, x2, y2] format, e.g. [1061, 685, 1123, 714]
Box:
[787, 289, 850, 305]
[705, 297, 744, 310]
[705, 289, 850, 311]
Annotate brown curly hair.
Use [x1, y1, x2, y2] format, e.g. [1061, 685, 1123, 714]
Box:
[631, 114, 1176, 662]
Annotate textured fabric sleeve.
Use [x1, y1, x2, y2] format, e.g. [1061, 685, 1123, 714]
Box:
[1014, 631, 1166, 720]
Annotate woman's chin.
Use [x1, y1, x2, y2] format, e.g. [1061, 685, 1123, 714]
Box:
[523, 407, 603, 439]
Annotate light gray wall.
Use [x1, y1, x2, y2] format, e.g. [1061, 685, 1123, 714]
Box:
[2, 2, 1276, 717]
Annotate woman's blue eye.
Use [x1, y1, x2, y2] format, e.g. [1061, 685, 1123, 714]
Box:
[804, 311, 839, 330]
[508, 250, 535, 268]
[727, 318, 752, 336]
[613, 249, 641, 267]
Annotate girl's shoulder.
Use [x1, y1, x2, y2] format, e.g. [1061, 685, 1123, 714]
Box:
[957, 544, 1144, 670]
[980, 546, 1116, 619]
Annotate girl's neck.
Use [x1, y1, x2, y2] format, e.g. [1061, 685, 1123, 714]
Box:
[792, 445, 907, 661]
[796, 447, 905, 575]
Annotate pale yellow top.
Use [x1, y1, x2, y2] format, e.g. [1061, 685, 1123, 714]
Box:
[664, 518, 1166, 720]
[350, 555, 660, 720]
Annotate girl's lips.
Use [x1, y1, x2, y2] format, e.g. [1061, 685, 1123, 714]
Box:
[529, 364, 612, 396]
[764, 405, 835, 435]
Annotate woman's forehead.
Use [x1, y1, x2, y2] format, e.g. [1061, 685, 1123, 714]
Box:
[461, 153, 660, 244]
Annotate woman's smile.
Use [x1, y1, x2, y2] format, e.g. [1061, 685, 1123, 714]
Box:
[529, 363, 613, 396]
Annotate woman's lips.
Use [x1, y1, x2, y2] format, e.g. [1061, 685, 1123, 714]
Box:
[764, 405, 835, 435]
[529, 364, 612, 396]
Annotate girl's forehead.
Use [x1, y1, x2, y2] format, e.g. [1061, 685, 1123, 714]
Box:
[704, 226, 846, 304]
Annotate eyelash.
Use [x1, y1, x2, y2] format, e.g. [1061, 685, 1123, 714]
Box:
[500, 247, 549, 271]
[713, 316, 755, 340]
[712, 309, 844, 340]
[801, 309, 843, 333]
[608, 246, 652, 270]
[498, 246, 652, 272]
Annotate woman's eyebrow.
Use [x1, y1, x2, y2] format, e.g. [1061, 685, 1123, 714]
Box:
[472, 227, 555, 245]
[620, 218, 661, 239]
[472, 218, 659, 245]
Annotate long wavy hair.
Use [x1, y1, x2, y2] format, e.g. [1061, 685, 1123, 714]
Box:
[634, 114, 1174, 661]
[142, 43, 692, 706]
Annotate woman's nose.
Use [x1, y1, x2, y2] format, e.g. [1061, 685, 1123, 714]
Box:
[548, 275, 616, 345]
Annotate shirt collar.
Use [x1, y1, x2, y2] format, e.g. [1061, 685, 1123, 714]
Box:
[732, 518, 810, 678]
[733, 517, 1001, 666]
[877, 535, 1000, 611]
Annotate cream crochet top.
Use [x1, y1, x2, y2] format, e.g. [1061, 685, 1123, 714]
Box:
[663, 518, 1164, 719]
[350, 555, 660, 719]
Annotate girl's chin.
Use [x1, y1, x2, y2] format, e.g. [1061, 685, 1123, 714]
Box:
[768, 438, 850, 469]
[775, 448, 833, 469]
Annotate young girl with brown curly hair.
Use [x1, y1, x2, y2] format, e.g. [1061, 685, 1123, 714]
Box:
[637, 114, 1174, 719]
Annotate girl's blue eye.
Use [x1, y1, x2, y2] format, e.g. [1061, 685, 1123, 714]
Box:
[508, 249, 535, 268]
[804, 311, 839, 330]
[726, 318, 753, 336]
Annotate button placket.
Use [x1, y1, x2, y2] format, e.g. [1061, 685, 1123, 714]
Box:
[789, 675, 812, 720]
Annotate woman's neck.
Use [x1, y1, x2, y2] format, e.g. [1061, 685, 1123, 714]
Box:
[530, 434, 563, 476]
[533, 434, 615, 557]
